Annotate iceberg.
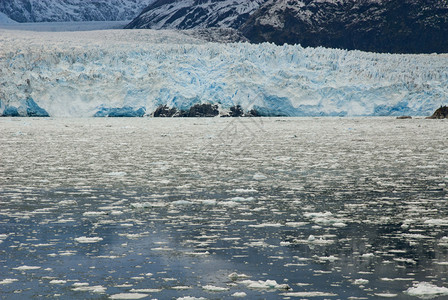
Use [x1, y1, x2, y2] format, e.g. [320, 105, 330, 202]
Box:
[0, 98, 49, 117]
[0, 29, 447, 117]
[94, 106, 146, 117]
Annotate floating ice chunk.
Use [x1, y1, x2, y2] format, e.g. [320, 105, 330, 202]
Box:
[74, 236, 103, 243]
[285, 222, 308, 227]
[317, 255, 339, 262]
[83, 211, 108, 217]
[353, 279, 369, 285]
[72, 282, 90, 287]
[185, 251, 210, 256]
[381, 278, 414, 282]
[405, 282, 448, 299]
[13, 265, 41, 270]
[202, 285, 229, 292]
[49, 280, 67, 284]
[197, 199, 217, 205]
[240, 279, 290, 290]
[172, 200, 193, 206]
[129, 289, 162, 293]
[253, 174, 267, 180]
[424, 219, 448, 226]
[0, 279, 18, 284]
[232, 292, 247, 297]
[72, 284, 107, 293]
[281, 291, 337, 297]
[374, 293, 398, 298]
[109, 293, 148, 299]
[177, 297, 207, 300]
[230, 197, 255, 202]
[228, 273, 250, 281]
[171, 286, 192, 290]
[245, 241, 269, 247]
[362, 253, 375, 258]
[58, 200, 77, 206]
[234, 189, 257, 193]
[248, 223, 283, 228]
[131, 202, 166, 208]
[106, 172, 127, 177]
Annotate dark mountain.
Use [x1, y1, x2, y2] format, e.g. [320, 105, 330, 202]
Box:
[0, 0, 155, 23]
[241, 0, 448, 54]
[125, 0, 266, 30]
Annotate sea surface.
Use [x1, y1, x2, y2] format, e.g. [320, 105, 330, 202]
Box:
[0, 117, 447, 299]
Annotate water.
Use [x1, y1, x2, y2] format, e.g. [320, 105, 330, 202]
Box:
[0, 117, 447, 299]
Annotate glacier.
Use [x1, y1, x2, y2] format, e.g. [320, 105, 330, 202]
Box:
[0, 28, 447, 117]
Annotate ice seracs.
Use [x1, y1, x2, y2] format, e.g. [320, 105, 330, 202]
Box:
[0, 27, 447, 117]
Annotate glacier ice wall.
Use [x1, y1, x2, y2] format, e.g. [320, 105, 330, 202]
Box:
[0, 29, 447, 117]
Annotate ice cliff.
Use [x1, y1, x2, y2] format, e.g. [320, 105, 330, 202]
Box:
[0, 29, 447, 117]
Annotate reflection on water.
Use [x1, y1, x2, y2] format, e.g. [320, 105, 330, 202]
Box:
[0, 117, 447, 299]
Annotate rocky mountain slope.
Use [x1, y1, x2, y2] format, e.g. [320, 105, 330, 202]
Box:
[125, 0, 266, 29]
[0, 11, 17, 23]
[0, 0, 155, 22]
[241, 0, 448, 54]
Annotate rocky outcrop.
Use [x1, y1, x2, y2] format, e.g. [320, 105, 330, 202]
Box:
[427, 106, 448, 119]
[152, 105, 178, 117]
[187, 103, 219, 117]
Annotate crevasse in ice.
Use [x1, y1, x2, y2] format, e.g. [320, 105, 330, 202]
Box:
[0, 29, 447, 117]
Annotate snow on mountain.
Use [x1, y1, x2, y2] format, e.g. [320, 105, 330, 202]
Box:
[0, 29, 447, 117]
[126, 0, 266, 29]
[241, 0, 448, 54]
[0, 0, 156, 23]
[0, 11, 17, 24]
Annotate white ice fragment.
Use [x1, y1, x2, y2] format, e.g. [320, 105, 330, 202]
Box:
[374, 293, 398, 298]
[248, 223, 282, 228]
[13, 265, 41, 270]
[0, 279, 18, 284]
[318, 255, 339, 262]
[177, 297, 207, 300]
[202, 285, 229, 292]
[129, 289, 162, 293]
[172, 200, 193, 206]
[232, 292, 247, 297]
[72, 285, 106, 293]
[285, 222, 307, 227]
[234, 189, 257, 193]
[240, 279, 290, 290]
[281, 291, 337, 297]
[83, 211, 108, 217]
[74, 236, 103, 243]
[131, 202, 166, 209]
[405, 282, 448, 299]
[58, 200, 77, 206]
[353, 279, 369, 285]
[171, 286, 192, 290]
[49, 280, 67, 284]
[109, 293, 148, 299]
[362, 253, 375, 258]
[253, 174, 267, 180]
[424, 219, 448, 226]
[230, 197, 255, 202]
[106, 172, 127, 177]
[228, 273, 250, 280]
